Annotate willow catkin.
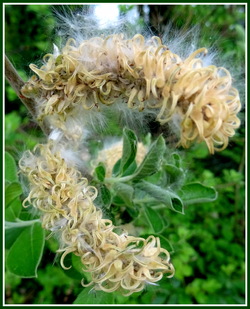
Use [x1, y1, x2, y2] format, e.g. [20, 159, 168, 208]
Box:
[21, 34, 241, 153]
[19, 31, 241, 296]
[19, 142, 174, 296]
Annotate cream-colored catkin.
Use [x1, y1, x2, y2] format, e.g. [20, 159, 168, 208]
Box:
[19, 142, 174, 296]
[21, 34, 241, 153]
[19, 32, 241, 296]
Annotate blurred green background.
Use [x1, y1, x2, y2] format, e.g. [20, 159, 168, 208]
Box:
[5, 4, 245, 305]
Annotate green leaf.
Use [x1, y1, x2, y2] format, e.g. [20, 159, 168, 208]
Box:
[144, 170, 162, 185]
[131, 135, 166, 181]
[5, 197, 22, 221]
[94, 163, 106, 182]
[120, 128, 137, 175]
[7, 222, 45, 277]
[171, 196, 184, 214]
[60, 253, 84, 281]
[112, 159, 121, 177]
[112, 194, 139, 220]
[94, 185, 111, 209]
[178, 183, 217, 205]
[5, 152, 18, 182]
[158, 234, 174, 253]
[172, 153, 181, 168]
[144, 206, 164, 233]
[5, 182, 22, 208]
[136, 181, 184, 214]
[71, 254, 91, 282]
[164, 164, 183, 184]
[113, 182, 134, 207]
[122, 160, 137, 176]
[126, 206, 140, 219]
[5, 226, 26, 250]
[112, 195, 126, 206]
[74, 286, 114, 304]
[72, 254, 85, 275]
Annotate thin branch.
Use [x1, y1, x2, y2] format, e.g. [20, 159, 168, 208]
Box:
[5, 55, 50, 135]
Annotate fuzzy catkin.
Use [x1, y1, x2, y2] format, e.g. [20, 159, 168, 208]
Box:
[21, 34, 241, 153]
[19, 28, 242, 296]
[19, 142, 174, 295]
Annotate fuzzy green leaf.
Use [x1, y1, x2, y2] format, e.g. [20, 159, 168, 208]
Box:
[131, 135, 166, 181]
[112, 159, 121, 177]
[112, 195, 126, 206]
[94, 184, 111, 209]
[164, 164, 183, 184]
[172, 153, 181, 168]
[7, 222, 45, 277]
[120, 128, 137, 175]
[113, 182, 134, 207]
[94, 163, 106, 182]
[136, 181, 184, 214]
[179, 183, 217, 205]
[126, 206, 140, 219]
[144, 206, 164, 233]
[122, 160, 137, 176]
[74, 287, 114, 304]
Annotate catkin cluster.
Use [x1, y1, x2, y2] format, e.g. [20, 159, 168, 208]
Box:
[19, 32, 242, 296]
[21, 34, 241, 153]
[19, 142, 174, 295]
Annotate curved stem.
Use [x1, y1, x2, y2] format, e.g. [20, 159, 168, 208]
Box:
[5, 55, 50, 135]
[5, 219, 41, 229]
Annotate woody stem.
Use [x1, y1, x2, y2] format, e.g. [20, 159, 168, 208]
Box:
[5, 55, 50, 135]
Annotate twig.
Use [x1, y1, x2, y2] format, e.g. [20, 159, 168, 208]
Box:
[5, 55, 50, 135]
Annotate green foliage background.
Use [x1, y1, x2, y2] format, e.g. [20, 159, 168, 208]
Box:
[5, 4, 245, 305]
